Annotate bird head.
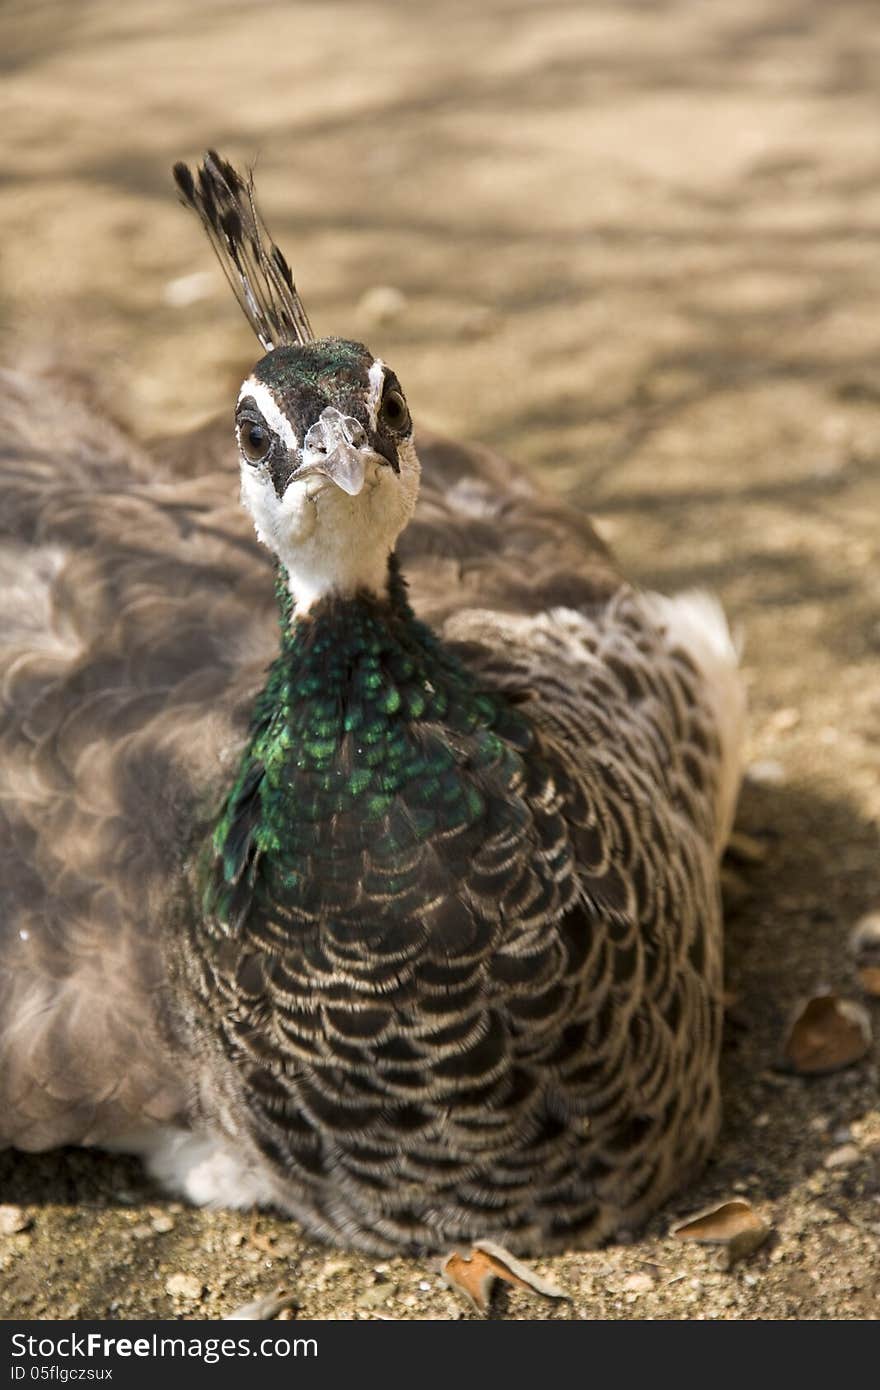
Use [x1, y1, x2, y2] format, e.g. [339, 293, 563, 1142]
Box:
[235, 340, 419, 610]
[173, 152, 419, 612]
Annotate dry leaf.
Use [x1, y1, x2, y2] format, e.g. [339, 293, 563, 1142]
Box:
[849, 914, 880, 998]
[781, 993, 872, 1074]
[223, 1286, 299, 1320]
[671, 1199, 770, 1267]
[440, 1240, 568, 1316]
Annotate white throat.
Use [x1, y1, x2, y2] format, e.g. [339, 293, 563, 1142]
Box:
[239, 462, 400, 613]
[284, 486, 395, 614]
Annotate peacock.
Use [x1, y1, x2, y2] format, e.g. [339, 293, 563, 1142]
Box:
[0, 152, 745, 1255]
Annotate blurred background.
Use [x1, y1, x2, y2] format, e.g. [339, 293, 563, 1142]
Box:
[1, 0, 879, 1319]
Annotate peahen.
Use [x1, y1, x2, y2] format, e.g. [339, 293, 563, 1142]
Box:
[0, 152, 745, 1255]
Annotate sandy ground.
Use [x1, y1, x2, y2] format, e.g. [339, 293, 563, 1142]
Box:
[1, 0, 879, 1320]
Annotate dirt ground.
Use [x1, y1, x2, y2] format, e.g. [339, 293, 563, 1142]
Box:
[1, 0, 879, 1320]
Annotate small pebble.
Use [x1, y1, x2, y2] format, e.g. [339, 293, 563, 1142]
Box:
[357, 1285, 393, 1309]
[767, 707, 800, 734]
[746, 759, 786, 786]
[162, 270, 215, 308]
[357, 285, 408, 327]
[849, 913, 880, 996]
[165, 1273, 204, 1301]
[759, 1069, 795, 1088]
[151, 1214, 175, 1234]
[824, 1144, 861, 1170]
[455, 304, 498, 339]
[725, 831, 769, 864]
[0, 1206, 31, 1236]
[621, 1273, 654, 1294]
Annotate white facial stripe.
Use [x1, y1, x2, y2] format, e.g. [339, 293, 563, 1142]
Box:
[238, 376, 299, 453]
[367, 358, 386, 430]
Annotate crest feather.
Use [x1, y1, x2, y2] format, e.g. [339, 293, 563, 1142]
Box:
[172, 151, 313, 351]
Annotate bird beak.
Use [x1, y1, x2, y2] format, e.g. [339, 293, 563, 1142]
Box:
[313, 439, 368, 497]
[295, 407, 382, 497]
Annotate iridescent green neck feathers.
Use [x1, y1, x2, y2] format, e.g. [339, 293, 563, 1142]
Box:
[203, 565, 530, 939]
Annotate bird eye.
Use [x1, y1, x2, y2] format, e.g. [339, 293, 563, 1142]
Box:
[238, 418, 272, 465]
[379, 388, 410, 434]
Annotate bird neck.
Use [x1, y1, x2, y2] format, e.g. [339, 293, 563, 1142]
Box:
[275, 551, 406, 634]
[201, 556, 523, 935]
[270, 553, 452, 696]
